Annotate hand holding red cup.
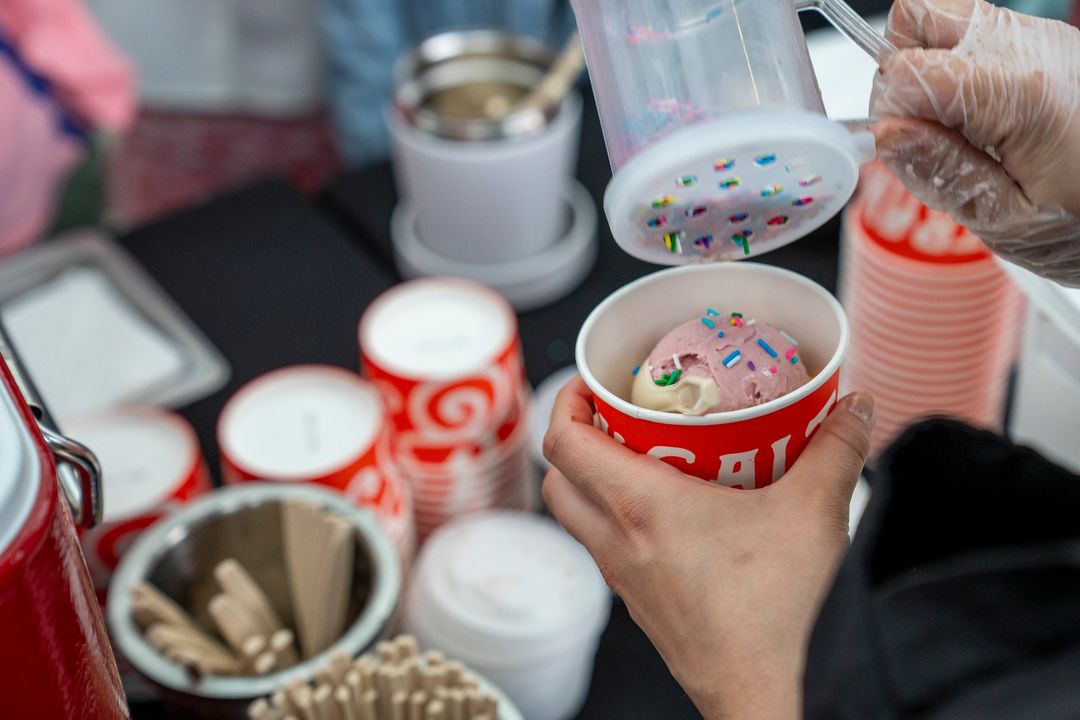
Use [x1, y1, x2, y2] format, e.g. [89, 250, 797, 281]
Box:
[576, 263, 849, 489]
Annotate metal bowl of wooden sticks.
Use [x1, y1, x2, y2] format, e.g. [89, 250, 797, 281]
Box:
[108, 483, 401, 719]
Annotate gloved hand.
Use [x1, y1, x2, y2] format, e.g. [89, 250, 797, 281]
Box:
[870, 0, 1080, 287]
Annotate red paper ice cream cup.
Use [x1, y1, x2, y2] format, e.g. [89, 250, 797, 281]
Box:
[359, 277, 528, 471]
[65, 406, 211, 602]
[576, 263, 849, 488]
[218, 365, 415, 560]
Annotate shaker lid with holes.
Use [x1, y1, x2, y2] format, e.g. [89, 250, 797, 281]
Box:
[603, 110, 875, 265]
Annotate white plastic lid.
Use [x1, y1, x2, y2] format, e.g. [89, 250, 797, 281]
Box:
[406, 512, 609, 662]
[528, 366, 580, 468]
[360, 278, 516, 381]
[0, 379, 40, 555]
[219, 366, 383, 479]
[605, 110, 873, 265]
[63, 407, 198, 521]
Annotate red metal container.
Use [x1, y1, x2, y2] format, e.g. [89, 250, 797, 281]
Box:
[0, 355, 129, 719]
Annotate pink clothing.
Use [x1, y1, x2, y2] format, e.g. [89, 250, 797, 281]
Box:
[0, 0, 133, 254]
[0, 54, 81, 255]
[0, 0, 134, 131]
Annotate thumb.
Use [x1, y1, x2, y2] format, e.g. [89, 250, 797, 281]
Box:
[789, 392, 875, 512]
[871, 117, 1034, 235]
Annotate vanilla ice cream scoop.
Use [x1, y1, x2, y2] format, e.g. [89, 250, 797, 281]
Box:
[630, 310, 809, 415]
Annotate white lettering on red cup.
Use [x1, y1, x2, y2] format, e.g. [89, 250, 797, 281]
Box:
[218, 366, 415, 562]
[577, 263, 849, 489]
[66, 407, 211, 599]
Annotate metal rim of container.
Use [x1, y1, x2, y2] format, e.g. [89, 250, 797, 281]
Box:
[106, 483, 401, 700]
[392, 29, 561, 141]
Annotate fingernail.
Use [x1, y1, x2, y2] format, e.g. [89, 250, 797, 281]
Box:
[848, 393, 876, 429]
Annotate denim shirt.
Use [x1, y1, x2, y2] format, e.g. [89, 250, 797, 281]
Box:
[322, 0, 576, 166]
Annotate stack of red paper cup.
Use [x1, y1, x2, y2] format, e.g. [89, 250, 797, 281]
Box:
[360, 278, 538, 539]
[218, 365, 416, 566]
[840, 163, 1024, 458]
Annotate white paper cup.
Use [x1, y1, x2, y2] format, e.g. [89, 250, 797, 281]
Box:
[65, 406, 211, 598]
[389, 92, 582, 264]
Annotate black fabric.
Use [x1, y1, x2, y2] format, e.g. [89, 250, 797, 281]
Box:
[806, 420, 1080, 719]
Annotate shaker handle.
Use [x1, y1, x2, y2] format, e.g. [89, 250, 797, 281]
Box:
[795, 0, 896, 63]
[40, 424, 103, 529]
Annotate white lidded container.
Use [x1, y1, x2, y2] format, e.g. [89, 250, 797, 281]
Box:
[403, 511, 611, 720]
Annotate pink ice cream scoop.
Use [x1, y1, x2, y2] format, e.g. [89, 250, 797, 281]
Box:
[630, 310, 809, 415]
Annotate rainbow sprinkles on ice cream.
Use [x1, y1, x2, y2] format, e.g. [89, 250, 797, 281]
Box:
[630, 309, 808, 416]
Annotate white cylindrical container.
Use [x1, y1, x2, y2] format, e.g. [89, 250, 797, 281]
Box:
[389, 31, 582, 264]
[403, 511, 611, 720]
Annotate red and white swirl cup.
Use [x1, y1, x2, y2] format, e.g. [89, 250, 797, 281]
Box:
[577, 263, 849, 489]
[64, 407, 211, 603]
[218, 365, 415, 563]
[359, 278, 536, 536]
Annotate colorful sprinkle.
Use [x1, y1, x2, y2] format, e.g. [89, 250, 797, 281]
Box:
[701, 317, 716, 329]
[677, 175, 699, 188]
[731, 312, 743, 318]
[770, 366, 779, 375]
[793, 196, 814, 207]
[686, 205, 708, 218]
[799, 174, 822, 187]
[646, 216, 667, 229]
[746, 318, 757, 327]
[766, 215, 789, 227]
[761, 184, 783, 198]
[714, 158, 735, 171]
[706, 308, 720, 317]
[757, 338, 779, 358]
[729, 212, 749, 224]
[747, 361, 756, 371]
[719, 177, 741, 190]
[655, 369, 683, 386]
[672, 354, 682, 371]
[754, 153, 777, 166]
[632, 365, 640, 376]
[716, 331, 725, 338]
[663, 232, 682, 253]
[693, 235, 714, 249]
[731, 316, 743, 327]
[791, 356, 800, 365]
[731, 230, 752, 255]
[722, 350, 741, 368]
[780, 330, 799, 346]
[785, 347, 797, 360]
[653, 195, 676, 208]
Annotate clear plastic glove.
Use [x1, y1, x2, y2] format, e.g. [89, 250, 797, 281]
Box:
[870, 0, 1080, 286]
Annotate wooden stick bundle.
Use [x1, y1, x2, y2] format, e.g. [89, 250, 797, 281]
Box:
[248, 636, 500, 720]
[132, 499, 355, 677]
[131, 556, 300, 677]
